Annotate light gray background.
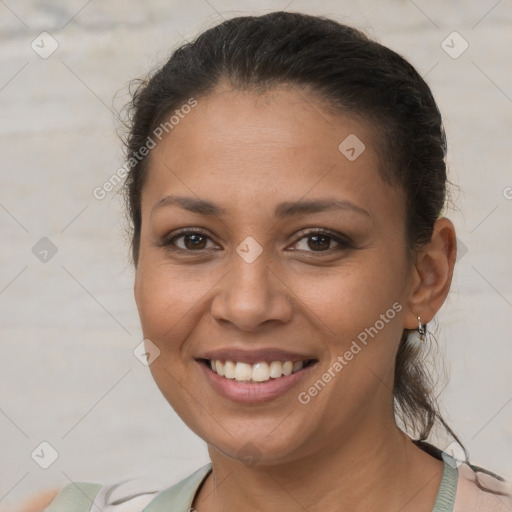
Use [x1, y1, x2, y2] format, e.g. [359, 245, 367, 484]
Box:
[1, 0, 511, 508]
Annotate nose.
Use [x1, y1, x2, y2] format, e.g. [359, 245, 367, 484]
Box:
[210, 248, 293, 332]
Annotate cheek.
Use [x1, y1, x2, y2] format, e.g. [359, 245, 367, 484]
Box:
[297, 254, 405, 335]
[295, 254, 407, 406]
[134, 257, 212, 353]
[135, 263, 174, 334]
[293, 266, 404, 410]
[134, 262, 206, 408]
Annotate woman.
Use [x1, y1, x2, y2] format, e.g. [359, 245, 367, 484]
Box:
[44, 10, 511, 512]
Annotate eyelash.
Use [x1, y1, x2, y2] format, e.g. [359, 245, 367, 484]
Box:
[157, 227, 352, 254]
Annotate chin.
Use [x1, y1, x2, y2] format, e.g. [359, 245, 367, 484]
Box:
[205, 427, 310, 468]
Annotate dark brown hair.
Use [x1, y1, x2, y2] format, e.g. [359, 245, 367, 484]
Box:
[121, 10, 505, 489]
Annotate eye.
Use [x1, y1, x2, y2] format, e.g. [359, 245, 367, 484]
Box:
[291, 228, 351, 253]
[156, 227, 352, 254]
[157, 228, 219, 252]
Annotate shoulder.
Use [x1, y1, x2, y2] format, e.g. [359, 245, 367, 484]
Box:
[43, 464, 212, 512]
[454, 461, 512, 512]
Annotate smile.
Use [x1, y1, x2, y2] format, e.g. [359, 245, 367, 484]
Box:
[197, 357, 318, 403]
[204, 359, 317, 383]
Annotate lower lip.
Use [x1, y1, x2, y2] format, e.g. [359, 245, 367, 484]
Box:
[197, 360, 317, 404]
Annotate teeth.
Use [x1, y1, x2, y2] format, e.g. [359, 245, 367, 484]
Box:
[269, 361, 283, 378]
[224, 360, 236, 379]
[234, 362, 252, 381]
[292, 361, 303, 373]
[252, 362, 270, 382]
[208, 359, 308, 382]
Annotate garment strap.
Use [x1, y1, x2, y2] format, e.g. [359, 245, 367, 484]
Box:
[142, 463, 213, 511]
[431, 452, 458, 512]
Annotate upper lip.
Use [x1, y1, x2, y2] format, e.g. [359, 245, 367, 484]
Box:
[196, 347, 317, 365]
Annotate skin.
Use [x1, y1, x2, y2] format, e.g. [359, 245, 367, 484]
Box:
[17, 488, 59, 512]
[133, 85, 457, 512]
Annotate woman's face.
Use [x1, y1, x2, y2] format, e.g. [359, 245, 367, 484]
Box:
[134, 86, 417, 464]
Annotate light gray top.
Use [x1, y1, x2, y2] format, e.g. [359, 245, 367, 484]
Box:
[45, 452, 464, 512]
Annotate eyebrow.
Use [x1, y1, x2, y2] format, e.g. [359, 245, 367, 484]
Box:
[151, 195, 370, 218]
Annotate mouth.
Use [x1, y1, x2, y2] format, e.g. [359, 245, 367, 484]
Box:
[197, 358, 318, 383]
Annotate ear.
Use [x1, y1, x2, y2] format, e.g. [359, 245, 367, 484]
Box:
[403, 217, 457, 329]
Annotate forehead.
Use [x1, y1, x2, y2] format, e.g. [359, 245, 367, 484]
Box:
[141, 87, 402, 222]
[150, 85, 368, 161]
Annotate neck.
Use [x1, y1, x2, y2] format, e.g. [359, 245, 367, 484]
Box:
[193, 421, 444, 512]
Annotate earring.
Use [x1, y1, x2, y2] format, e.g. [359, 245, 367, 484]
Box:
[408, 316, 427, 348]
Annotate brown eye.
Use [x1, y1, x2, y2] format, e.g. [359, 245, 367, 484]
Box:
[158, 229, 217, 252]
[178, 233, 208, 250]
[305, 233, 331, 251]
[292, 229, 351, 253]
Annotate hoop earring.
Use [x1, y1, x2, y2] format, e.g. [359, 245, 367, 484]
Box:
[408, 316, 427, 347]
